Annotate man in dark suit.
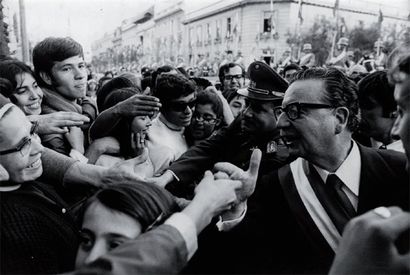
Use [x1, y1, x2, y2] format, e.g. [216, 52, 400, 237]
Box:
[151, 61, 292, 196]
[329, 54, 410, 275]
[200, 67, 409, 274]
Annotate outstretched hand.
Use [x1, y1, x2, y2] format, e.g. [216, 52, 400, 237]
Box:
[213, 148, 262, 202]
[330, 206, 410, 275]
[29, 112, 90, 135]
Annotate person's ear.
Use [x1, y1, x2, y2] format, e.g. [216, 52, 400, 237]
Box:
[0, 164, 9, 181]
[334, 106, 349, 134]
[39, 71, 53, 86]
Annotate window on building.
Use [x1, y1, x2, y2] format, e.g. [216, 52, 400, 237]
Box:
[206, 23, 211, 40]
[140, 35, 143, 45]
[227, 17, 231, 36]
[263, 11, 274, 33]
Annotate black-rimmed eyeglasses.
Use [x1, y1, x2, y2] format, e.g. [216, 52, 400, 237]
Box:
[193, 113, 218, 124]
[0, 122, 38, 156]
[224, 74, 243, 81]
[274, 102, 334, 121]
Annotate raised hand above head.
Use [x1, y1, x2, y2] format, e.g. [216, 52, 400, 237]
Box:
[114, 94, 161, 117]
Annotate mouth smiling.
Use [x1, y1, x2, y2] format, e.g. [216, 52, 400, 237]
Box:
[27, 158, 41, 169]
[26, 102, 41, 110]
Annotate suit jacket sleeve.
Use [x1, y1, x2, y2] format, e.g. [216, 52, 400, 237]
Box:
[39, 147, 77, 187]
[67, 224, 188, 275]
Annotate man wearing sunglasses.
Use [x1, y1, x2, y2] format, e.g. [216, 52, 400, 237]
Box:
[147, 73, 197, 161]
[204, 67, 408, 274]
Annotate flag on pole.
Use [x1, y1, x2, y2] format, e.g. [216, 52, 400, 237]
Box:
[378, 8, 383, 26]
[333, 0, 339, 17]
[298, 0, 304, 25]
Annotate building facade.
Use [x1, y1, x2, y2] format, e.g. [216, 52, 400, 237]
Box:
[91, 0, 409, 71]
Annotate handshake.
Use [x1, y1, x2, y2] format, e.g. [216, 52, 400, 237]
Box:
[183, 149, 262, 233]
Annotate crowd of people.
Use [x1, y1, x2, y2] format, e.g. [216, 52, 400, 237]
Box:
[0, 35, 409, 274]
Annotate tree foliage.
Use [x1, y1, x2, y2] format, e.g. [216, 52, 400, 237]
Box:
[301, 16, 334, 66]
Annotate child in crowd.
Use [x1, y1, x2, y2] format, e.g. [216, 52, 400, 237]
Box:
[94, 87, 173, 178]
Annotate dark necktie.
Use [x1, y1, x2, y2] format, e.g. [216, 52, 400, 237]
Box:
[307, 164, 356, 234]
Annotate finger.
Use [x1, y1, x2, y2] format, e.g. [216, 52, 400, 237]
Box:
[53, 120, 85, 127]
[247, 148, 262, 177]
[130, 94, 160, 102]
[54, 112, 90, 122]
[213, 162, 243, 177]
[203, 170, 214, 180]
[214, 171, 230, 179]
[380, 212, 410, 241]
[50, 126, 69, 134]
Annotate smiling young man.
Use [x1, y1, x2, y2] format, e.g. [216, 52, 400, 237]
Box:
[32, 37, 97, 161]
[147, 73, 197, 162]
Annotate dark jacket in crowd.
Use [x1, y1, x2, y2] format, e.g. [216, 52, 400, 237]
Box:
[0, 181, 79, 274]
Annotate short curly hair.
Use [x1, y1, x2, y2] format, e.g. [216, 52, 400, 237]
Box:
[154, 73, 196, 104]
[292, 67, 360, 132]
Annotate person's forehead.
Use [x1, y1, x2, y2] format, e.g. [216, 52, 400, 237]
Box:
[196, 103, 217, 115]
[226, 66, 242, 75]
[283, 79, 324, 104]
[170, 92, 196, 103]
[83, 201, 141, 238]
[395, 80, 410, 107]
[53, 55, 84, 67]
[0, 108, 31, 148]
[15, 72, 35, 86]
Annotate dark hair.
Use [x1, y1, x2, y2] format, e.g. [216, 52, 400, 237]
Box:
[0, 78, 14, 99]
[177, 67, 189, 78]
[388, 54, 410, 85]
[96, 73, 140, 112]
[0, 59, 36, 98]
[102, 87, 139, 158]
[141, 76, 152, 91]
[196, 90, 224, 120]
[154, 73, 196, 104]
[218, 63, 245, 89]
[32, 37, 84, 77]
[190, 77, 213, 90]
[78, 183, 179, 232]
[151, 65, 177, 92]
[357, 71, 396, 117]
[283, 63, 301, 76]
[293, 67, 360, 132]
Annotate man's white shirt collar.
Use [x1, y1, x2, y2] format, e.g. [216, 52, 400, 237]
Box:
[312, 141, 361, 197]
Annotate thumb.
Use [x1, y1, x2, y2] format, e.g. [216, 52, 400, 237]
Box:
[247, 148, 262, 177]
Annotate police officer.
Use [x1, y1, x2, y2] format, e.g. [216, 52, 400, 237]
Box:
[151, 61, 293, 194]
